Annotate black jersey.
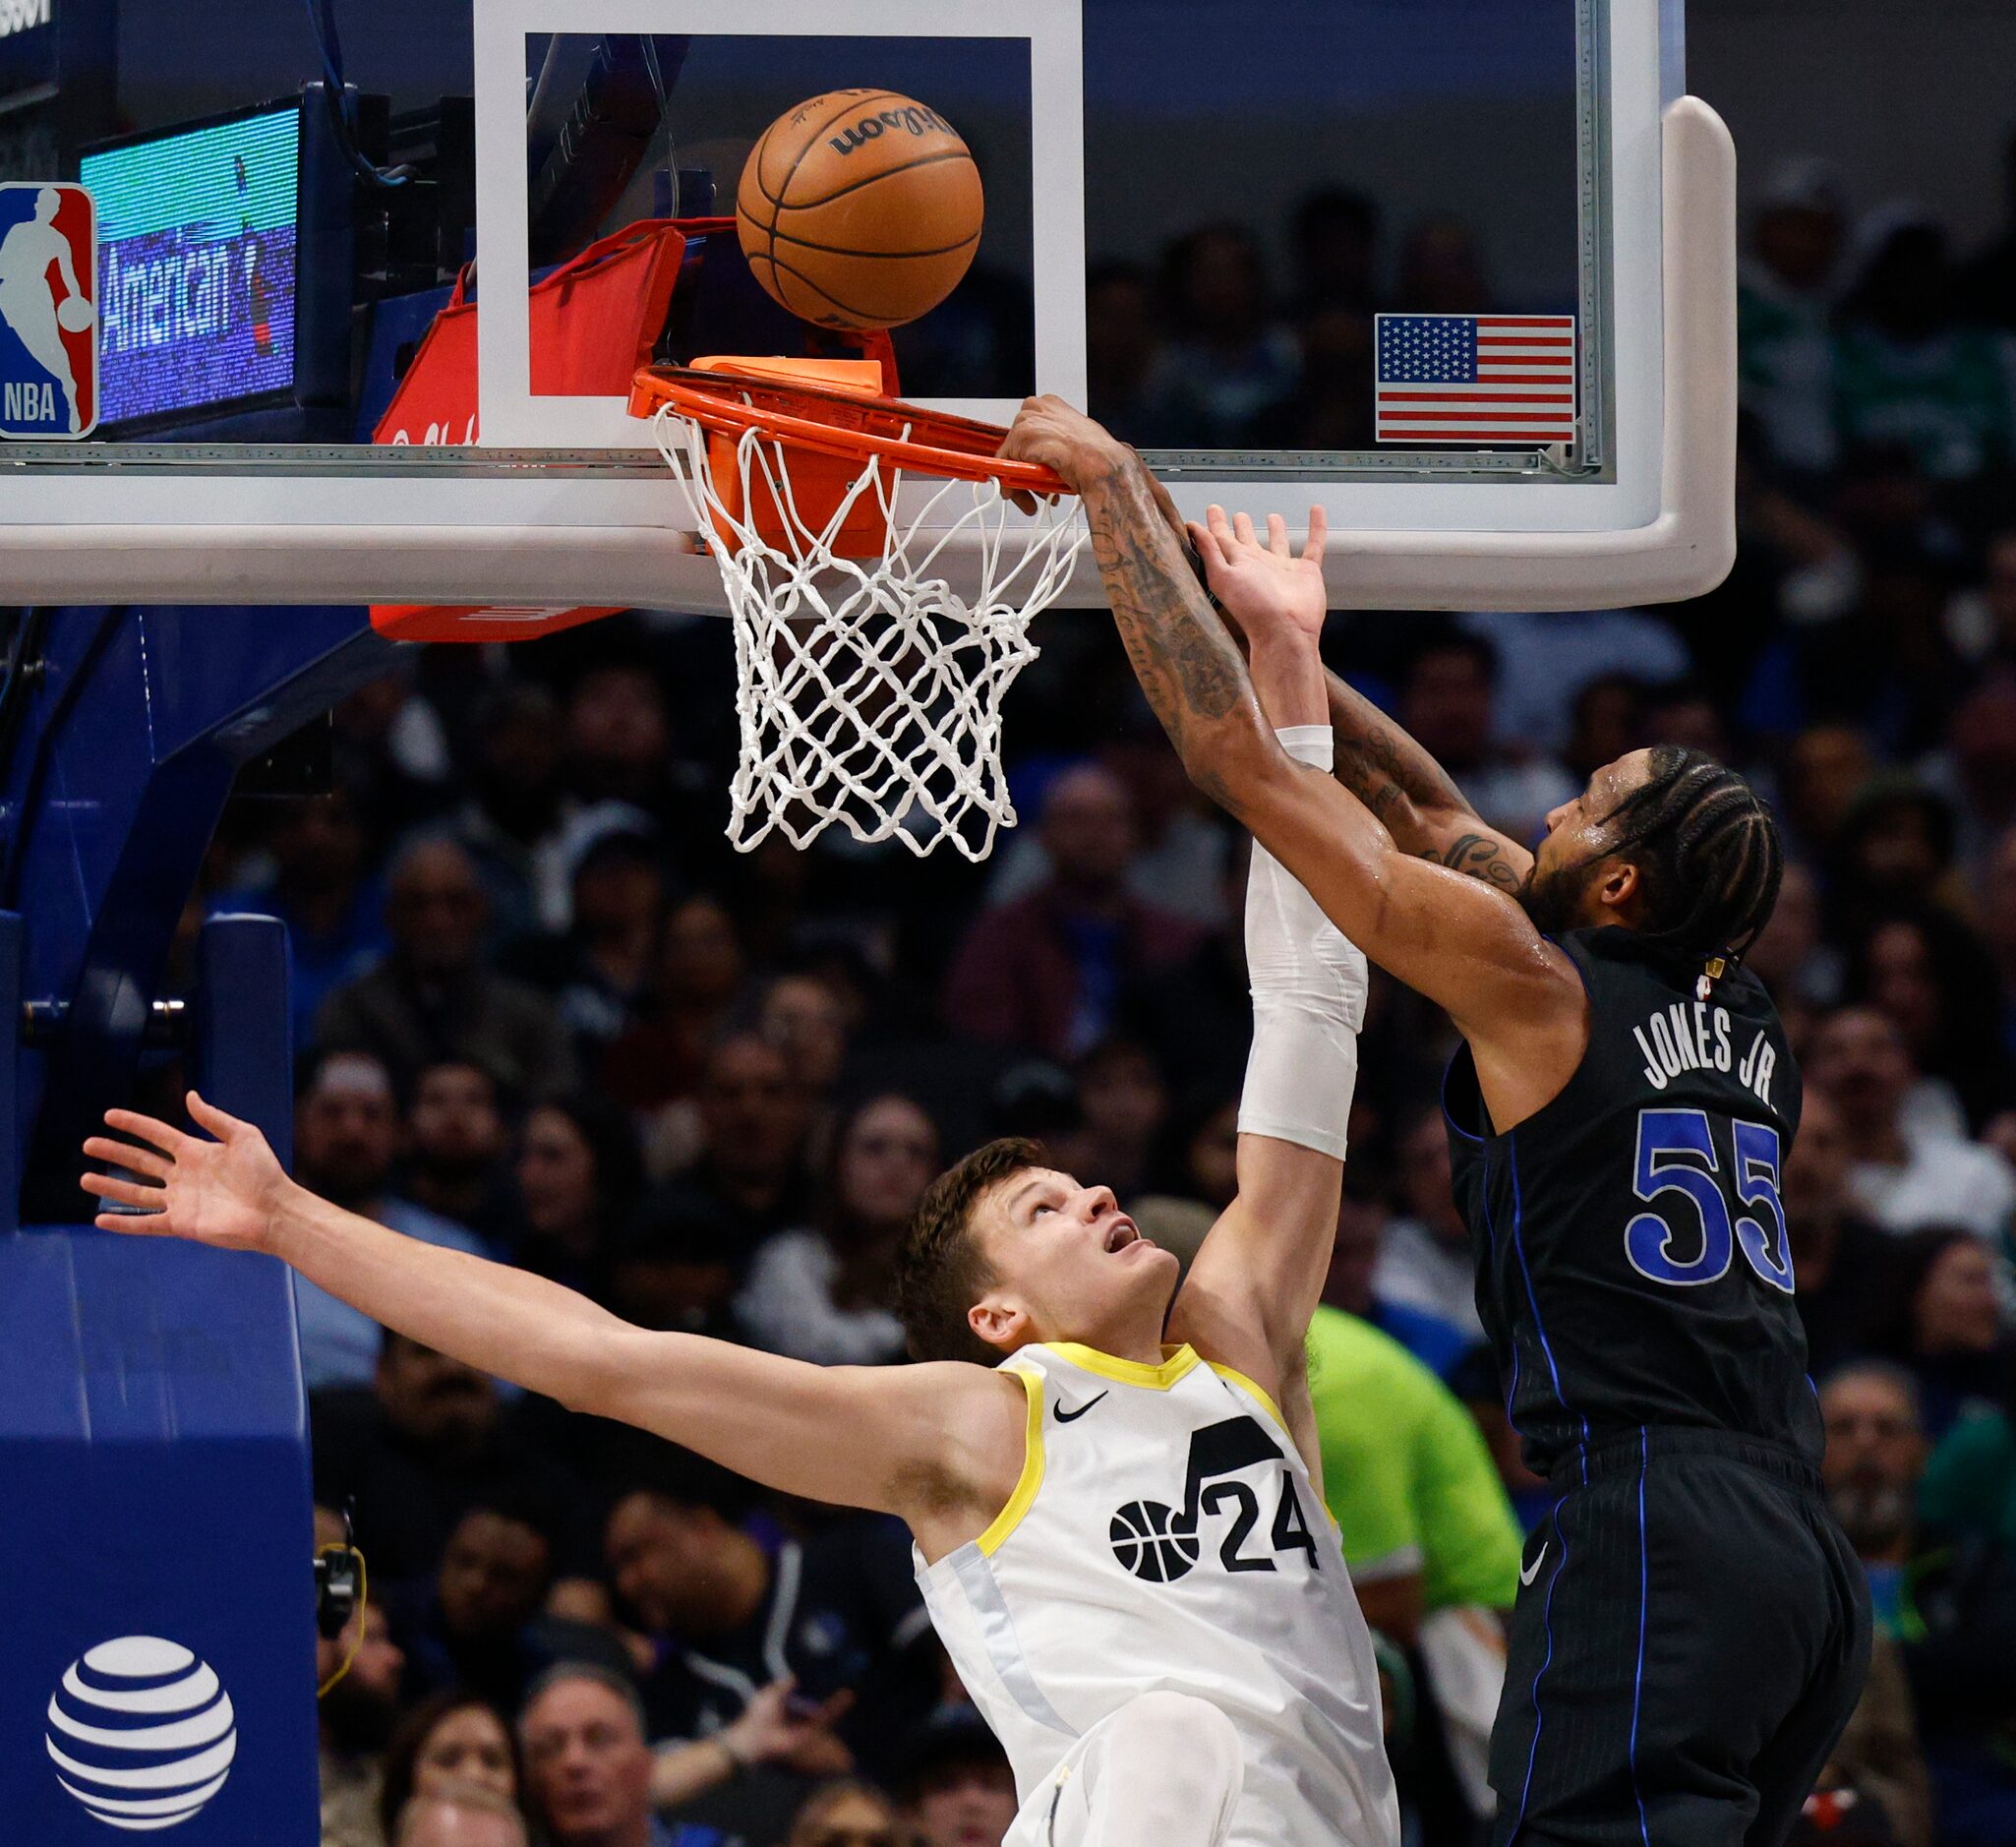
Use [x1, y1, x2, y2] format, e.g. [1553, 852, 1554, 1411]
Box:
[1444, 925, 1822, 1474]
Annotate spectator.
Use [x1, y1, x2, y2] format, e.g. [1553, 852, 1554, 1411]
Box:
[513, 1093, 647, 1295]
[1820, 1363, 2016, 1845]
[1806, 1007, 2016, 1238]
[318, 836, 579, 1102]
[1083, 259, 1179, 446]
[1290, 187, 1382, 316]
[1396, 215, 1492, 316]
[1739, 157, 1851, 475]
[1748, 861, 1843, 1027]
[1119, 843, 1253, 1095]
[987, 1058, 1093, 1175]
[1441, 1341, 1552, 1534]
[1373, 1105, 1485, 1348]
[892, 1709, 1018, 1847]
[1561, 673, 1649, 786]
[1252, 303, 1378, 450]
[1100, 725, 1236, 929]
[319, 1509, 408, 1847]
[1154, 223, 1300, 447]
[1843, 910, 2014, 1133]
[1324, 1188, 1470, 1379]
[1782, 724, 1878, 862]
[1306, 1304, 1522, 1826]
[1944, 530, 2016, 667]
[388, 1492, 636, 1713]
[380, 1692, 525, 1844]
[1868, 1228, 2016, 1442]
[1393, 627, 1575, 845]
[391, 1783, 529, 1847]
[402, 1060, 521, 1248]
[448, 681, 571, 944]
[211, 778, 387, 1051]
[335, 660, 452, 828]
[785, 1780, 904, 1847]
[604, 895, 747, 1114]
[511, 822, 669, 1056]
[562, 664, 682, 823]
[604, 1480, 932, 1783]
[519, 1663, 741, 1847]
[1981, 824, 2016, 1044]
[1818, 1367, 1940, 1808]
[942, 764, 1199, 1060]
[1071, 1039, 1167, 1204]
[1642, 679, 1739, 761]
[1922, 1388, 2016, 1554]
[1783, 1092, 1892, 1376]
[1150, 1088, 1241, 1211]
[1835, 211, 2016, 483]
[756, 973, 853, 1116]
[1824, 781, 1965, 939]
[611, 1033, 815, 1335]
[735, 1093, 937, 1366]
[291, 1049, 493, 1390]
[1923, 669, 2016, 867]
[1460, 611, 1690, 762]
[311, 1329, 600, 1593]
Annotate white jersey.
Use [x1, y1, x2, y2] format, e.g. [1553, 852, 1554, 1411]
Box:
[916, 1341, 1399, 1847]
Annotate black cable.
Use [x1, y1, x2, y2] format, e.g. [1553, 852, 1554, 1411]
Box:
[298, 0, 415, 190]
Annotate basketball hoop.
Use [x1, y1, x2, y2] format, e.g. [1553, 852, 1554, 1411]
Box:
[630, 359, 1087, 862]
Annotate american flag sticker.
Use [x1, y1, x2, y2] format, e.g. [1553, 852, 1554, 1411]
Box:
[1374, 314, 1578, 446]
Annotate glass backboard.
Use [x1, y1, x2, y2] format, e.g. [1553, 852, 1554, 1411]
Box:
[0, 0, 1727, 611]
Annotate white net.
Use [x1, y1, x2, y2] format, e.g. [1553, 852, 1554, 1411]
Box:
[650, 404, 1087, 862]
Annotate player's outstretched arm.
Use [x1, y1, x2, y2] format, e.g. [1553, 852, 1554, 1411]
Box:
[1168, 598, 1363, 1430]
[1321, 669, 1532, 893]
[1186, 500, 1532, 891]
[999, 400, 1576, 1048]
[81, 1098, 1020, 1523]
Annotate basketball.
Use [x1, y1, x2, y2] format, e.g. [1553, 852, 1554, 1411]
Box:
[57, 297, 95, 334]
[736, 89, 984, 331]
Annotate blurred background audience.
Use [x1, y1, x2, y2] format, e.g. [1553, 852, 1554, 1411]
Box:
[246, 115, 2016, 1847]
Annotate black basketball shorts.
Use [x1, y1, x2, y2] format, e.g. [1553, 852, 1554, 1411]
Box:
[1490, 1428, 1871, 1847]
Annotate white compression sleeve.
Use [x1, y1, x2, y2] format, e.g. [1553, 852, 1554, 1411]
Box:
[1238, 724, 1369, 1162]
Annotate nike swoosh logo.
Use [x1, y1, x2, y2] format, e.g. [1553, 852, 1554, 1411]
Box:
[1519, 1543, 1549, 1588]
[1054, 1392, 1108, 1425]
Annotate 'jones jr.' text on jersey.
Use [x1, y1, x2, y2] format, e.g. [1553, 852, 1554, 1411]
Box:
[1631, 999, 1776, 1106]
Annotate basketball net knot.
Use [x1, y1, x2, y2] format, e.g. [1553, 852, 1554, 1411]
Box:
[652, 405, 1086, 862]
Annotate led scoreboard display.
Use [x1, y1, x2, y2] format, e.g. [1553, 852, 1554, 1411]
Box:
[78, 102, 300, 426]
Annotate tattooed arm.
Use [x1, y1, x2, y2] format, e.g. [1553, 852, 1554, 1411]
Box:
[1000, 405, 1279, 809]
[995, 399, 1584, 1084]
[1323, 669, 1534, 892]
[1170, 500, 1535, 891]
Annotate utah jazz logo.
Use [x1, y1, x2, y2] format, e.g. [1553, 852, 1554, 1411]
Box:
[1108, 1416, 1321, 1585]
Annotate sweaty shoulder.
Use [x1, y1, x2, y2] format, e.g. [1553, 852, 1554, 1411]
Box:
[1454, 927, 1793, 1144]
[1456, 933, 1591, 1134]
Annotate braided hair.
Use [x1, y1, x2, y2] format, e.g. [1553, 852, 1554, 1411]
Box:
[1598, 746, 1784, 965]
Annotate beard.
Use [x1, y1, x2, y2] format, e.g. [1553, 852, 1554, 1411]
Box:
[320, 1673, 399, 1755]
[1516, 857, 1602, 938]
[1827, 1478, 1914, 1556]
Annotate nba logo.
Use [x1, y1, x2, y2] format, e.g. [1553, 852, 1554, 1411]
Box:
[0, 182, 98, 439]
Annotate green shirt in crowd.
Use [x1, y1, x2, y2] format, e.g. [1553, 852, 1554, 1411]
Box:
[1305, 1305, 1523, 1613]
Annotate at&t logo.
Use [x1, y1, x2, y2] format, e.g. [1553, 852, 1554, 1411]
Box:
[45, 1637, 237, 1830]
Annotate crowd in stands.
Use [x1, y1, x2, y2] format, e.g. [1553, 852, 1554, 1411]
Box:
[228, 131, 2016, 1847]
